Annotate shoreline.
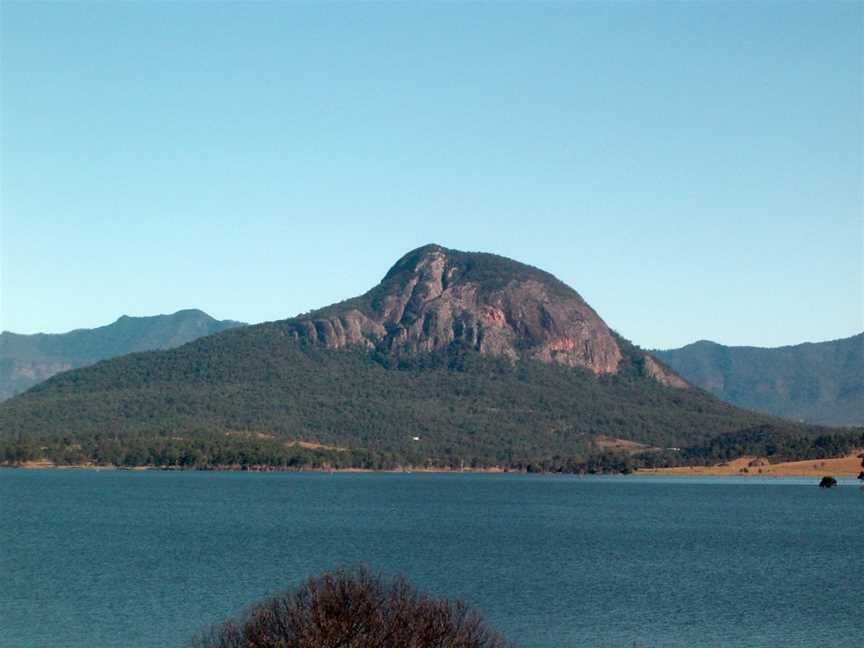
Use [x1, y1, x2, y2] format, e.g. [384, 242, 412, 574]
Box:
[1, 460, 511, 475]
[3, 453, 862, 478]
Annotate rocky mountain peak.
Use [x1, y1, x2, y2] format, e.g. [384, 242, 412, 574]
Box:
[281, 245, 650, 377]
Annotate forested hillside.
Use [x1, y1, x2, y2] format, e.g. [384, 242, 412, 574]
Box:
[1, 246, 852, 472]
[0, 309, 244, 400]
[655, 334, 864, 426]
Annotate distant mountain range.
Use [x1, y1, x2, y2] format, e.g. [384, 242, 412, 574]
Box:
[3, 244, 846, 473]
[654, 334, 864, 427]
[0, 310, 245, 401]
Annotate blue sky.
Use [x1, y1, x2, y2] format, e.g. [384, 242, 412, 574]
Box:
[1, 1, 861, 349]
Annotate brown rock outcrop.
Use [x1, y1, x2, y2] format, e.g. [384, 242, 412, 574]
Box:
[643, 355, 690, 388]
[281, 244, 684, 384]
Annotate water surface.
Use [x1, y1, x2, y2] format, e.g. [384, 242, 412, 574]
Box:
[1, 470, 861, 647]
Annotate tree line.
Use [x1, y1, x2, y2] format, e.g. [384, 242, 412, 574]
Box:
[3, 425, 861, 474]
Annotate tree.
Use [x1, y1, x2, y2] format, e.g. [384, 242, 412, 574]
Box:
[188, 566, 511, 648]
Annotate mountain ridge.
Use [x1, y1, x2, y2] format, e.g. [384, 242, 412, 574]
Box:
[0, 309, 245, 401]
[0, 245, 840, 471]
[654, 333, 864, 426]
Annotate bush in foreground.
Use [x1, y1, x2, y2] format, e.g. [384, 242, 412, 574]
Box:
[189, 566, 511, 648]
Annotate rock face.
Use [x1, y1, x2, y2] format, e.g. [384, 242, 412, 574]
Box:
[281, 244, 676, 381]
[643, 355, 690, 388]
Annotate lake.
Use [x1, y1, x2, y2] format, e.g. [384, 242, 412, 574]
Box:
[1, 470, 861, 647]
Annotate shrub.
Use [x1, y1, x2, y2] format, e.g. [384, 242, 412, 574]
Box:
[189, 566, 511, 648]
[819, 476, 838, 488]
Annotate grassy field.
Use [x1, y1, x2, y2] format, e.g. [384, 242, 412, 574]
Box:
[640, 453, 863, 477]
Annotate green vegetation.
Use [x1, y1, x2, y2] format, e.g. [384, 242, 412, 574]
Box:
[670, 425, 864, 464]
[2, 328, 856, 472]
[0, 309, 244, 401]
[2, 246, 858, 473]
[654, 334, 864, 426]
[188, 566, 511, 648]
[0, 434, 380, 471]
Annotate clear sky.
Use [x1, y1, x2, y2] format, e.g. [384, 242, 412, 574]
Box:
[1, 1, 861, 349]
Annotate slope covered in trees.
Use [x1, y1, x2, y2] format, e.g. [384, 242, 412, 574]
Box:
[654, 334, 864, 426]
[0, 323, 836, 471]
[0, 246, 849, 472]
[0, 309, 244, 400]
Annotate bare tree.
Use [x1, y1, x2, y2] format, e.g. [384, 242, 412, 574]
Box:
[189, 566, 512, 648]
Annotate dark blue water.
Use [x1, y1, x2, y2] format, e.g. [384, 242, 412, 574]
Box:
[1, 471, 861, 648]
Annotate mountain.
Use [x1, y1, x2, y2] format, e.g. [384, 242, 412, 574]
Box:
[0, 245, 839, 471]
[0, 309, 245, 401]
[654, 334, 864, 427]
[283, 245, 686, 385]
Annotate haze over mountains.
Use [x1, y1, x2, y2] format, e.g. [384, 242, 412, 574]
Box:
[0, 310, 244, 401]
[3, 244, 846, 472]
[655, 334, 864, 427]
